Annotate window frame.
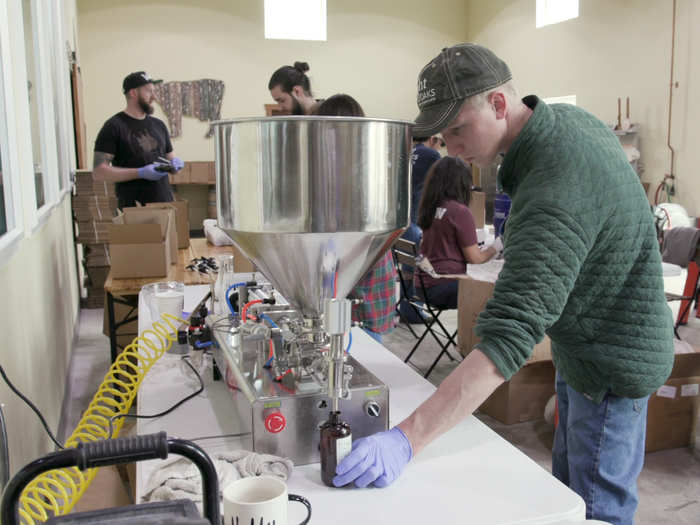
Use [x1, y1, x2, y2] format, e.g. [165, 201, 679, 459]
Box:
[25, 0, 61, 231]
[0, 0, 25, 262]
[49, 0, 74, 198]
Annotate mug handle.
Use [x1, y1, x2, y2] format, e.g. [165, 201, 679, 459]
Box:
[289, 494, 312, 525]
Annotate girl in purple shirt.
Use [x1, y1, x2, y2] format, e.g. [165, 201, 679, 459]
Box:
[415, 156, 500, 309]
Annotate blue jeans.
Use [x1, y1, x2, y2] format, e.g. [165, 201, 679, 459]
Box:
[416, 280, 459, 310]
[398, 223, 424, 322]
[363, 329, 382, 344]
[552, 374, 648, 525]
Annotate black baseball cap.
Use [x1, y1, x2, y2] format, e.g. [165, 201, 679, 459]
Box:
[413, 43, 512, 136]
[122, 71, 162, 93]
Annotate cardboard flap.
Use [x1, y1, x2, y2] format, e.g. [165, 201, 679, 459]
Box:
[668, 351, 700, 379]
[108, 222, 164, 243]
[109, 208, 171, 243]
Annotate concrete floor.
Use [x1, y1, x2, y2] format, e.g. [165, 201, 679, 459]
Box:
[62, 306, 700, 524]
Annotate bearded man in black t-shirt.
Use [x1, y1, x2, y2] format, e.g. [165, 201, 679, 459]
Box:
[92, 71, 184, 208]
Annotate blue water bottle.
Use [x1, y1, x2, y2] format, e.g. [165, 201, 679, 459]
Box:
[493, 192, 511, 238]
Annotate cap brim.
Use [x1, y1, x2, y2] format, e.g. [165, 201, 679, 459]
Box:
[413, 99, 463, 137]
[151, 79, 163, 85]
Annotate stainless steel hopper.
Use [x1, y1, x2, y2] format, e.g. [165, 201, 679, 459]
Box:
[213, 116, 412, 318]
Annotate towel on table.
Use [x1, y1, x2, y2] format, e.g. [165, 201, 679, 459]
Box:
[143, 449, 293, 508]
[662, 227, 700, 267]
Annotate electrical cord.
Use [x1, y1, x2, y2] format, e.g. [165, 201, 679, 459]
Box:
[0, 403, 9, 491]
[189, 432, 251, 442]
[107, 354, 204, 439]
[225, 282, 247, 314]
[0, 365, 64, 449]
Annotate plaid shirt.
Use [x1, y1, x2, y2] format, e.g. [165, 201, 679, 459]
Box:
[351, 251, 397, 333]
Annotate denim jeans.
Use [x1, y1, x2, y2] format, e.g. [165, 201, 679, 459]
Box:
[552, 374, 648, 525]
[416, 280, 459, 310]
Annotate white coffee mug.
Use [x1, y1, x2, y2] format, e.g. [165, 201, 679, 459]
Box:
[223, 476, 311, 525]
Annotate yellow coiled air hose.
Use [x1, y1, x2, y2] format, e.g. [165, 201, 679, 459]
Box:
[16, 312, 187, 524]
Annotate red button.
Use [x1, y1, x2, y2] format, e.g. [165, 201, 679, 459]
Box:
[265, 412, 286, 433]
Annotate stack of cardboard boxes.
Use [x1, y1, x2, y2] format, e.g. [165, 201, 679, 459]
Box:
[72, 170, 118, 308]
[168, 161, 217, 224]
[458, 272, 700, 453]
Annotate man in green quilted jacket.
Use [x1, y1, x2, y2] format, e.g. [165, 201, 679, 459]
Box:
[334, 43, 674, 524]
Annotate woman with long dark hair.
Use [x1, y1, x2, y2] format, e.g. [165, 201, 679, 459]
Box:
[415, 156, 501, 309]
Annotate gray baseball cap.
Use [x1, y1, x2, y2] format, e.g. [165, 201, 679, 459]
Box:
[413, 43, 512, 136]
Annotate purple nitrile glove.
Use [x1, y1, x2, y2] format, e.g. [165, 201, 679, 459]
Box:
[171, 157, 185, 171]
[333, 427, 413, 488]
[138, 163, 168, 181]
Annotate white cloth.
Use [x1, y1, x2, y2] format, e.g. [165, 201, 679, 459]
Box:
[143, 449, 294, 506]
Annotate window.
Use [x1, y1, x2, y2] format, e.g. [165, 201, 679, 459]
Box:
[543, 95, 577, 105]
[22, 0, 61, 223]
[0, 1, 24, 253]
[0, 68, 9, 237]
[264, 0, 327, 41]
[48, 0, 72, 193]
[22, 0, 46, 210]
[536, 0, 579, 28]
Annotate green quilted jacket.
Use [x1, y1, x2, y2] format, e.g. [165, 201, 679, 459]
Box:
[475, 96, 674, 403]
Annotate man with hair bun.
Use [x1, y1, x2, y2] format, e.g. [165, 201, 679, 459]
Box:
[268, 61, 321, 115]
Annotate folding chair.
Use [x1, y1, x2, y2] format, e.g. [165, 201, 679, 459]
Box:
[391, 238, 461, 378]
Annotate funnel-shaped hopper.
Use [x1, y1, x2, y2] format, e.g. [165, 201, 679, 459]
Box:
[213, 116, 411, 318]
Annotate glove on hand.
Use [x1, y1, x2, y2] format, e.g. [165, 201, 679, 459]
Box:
[138, 163, 168, 181]
[333, 427, 413, 488]
[170, 157, 185, 171]
[490, 236, 504, 253]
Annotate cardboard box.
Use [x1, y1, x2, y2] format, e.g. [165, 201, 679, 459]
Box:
[84, 243, 111, 267]
[458, 276, 554, 424]
[189, 161, 212, 184]
[208, 162, 216, 184]
[645, 352, 700, 452]
[231, 243, 256, 273]
[479, 359, 556, 424]
[76, 220, 111, 244]
[146, 200, 190, 248]
[457, 277, 549, 361]
[469, 191, 486, 229]
[108, 207, 176, 278]
[169, 162, 191, 185]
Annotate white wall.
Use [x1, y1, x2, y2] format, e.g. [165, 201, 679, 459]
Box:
[0, 0, 80, 474]
[77, 0, 469, 162]
[465, 0, 699, 216]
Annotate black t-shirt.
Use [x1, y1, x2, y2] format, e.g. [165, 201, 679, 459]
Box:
[94, 112, 174, 208]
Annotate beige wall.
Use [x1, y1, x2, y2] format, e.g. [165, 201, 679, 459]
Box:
[78, 0, 469, 163]
[465, 0, 699, 217]
[0, 198, 79, 470]
[0, 0, 80, 473]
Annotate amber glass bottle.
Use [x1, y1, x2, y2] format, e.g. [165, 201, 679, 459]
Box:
[320, 410, 352, 487]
